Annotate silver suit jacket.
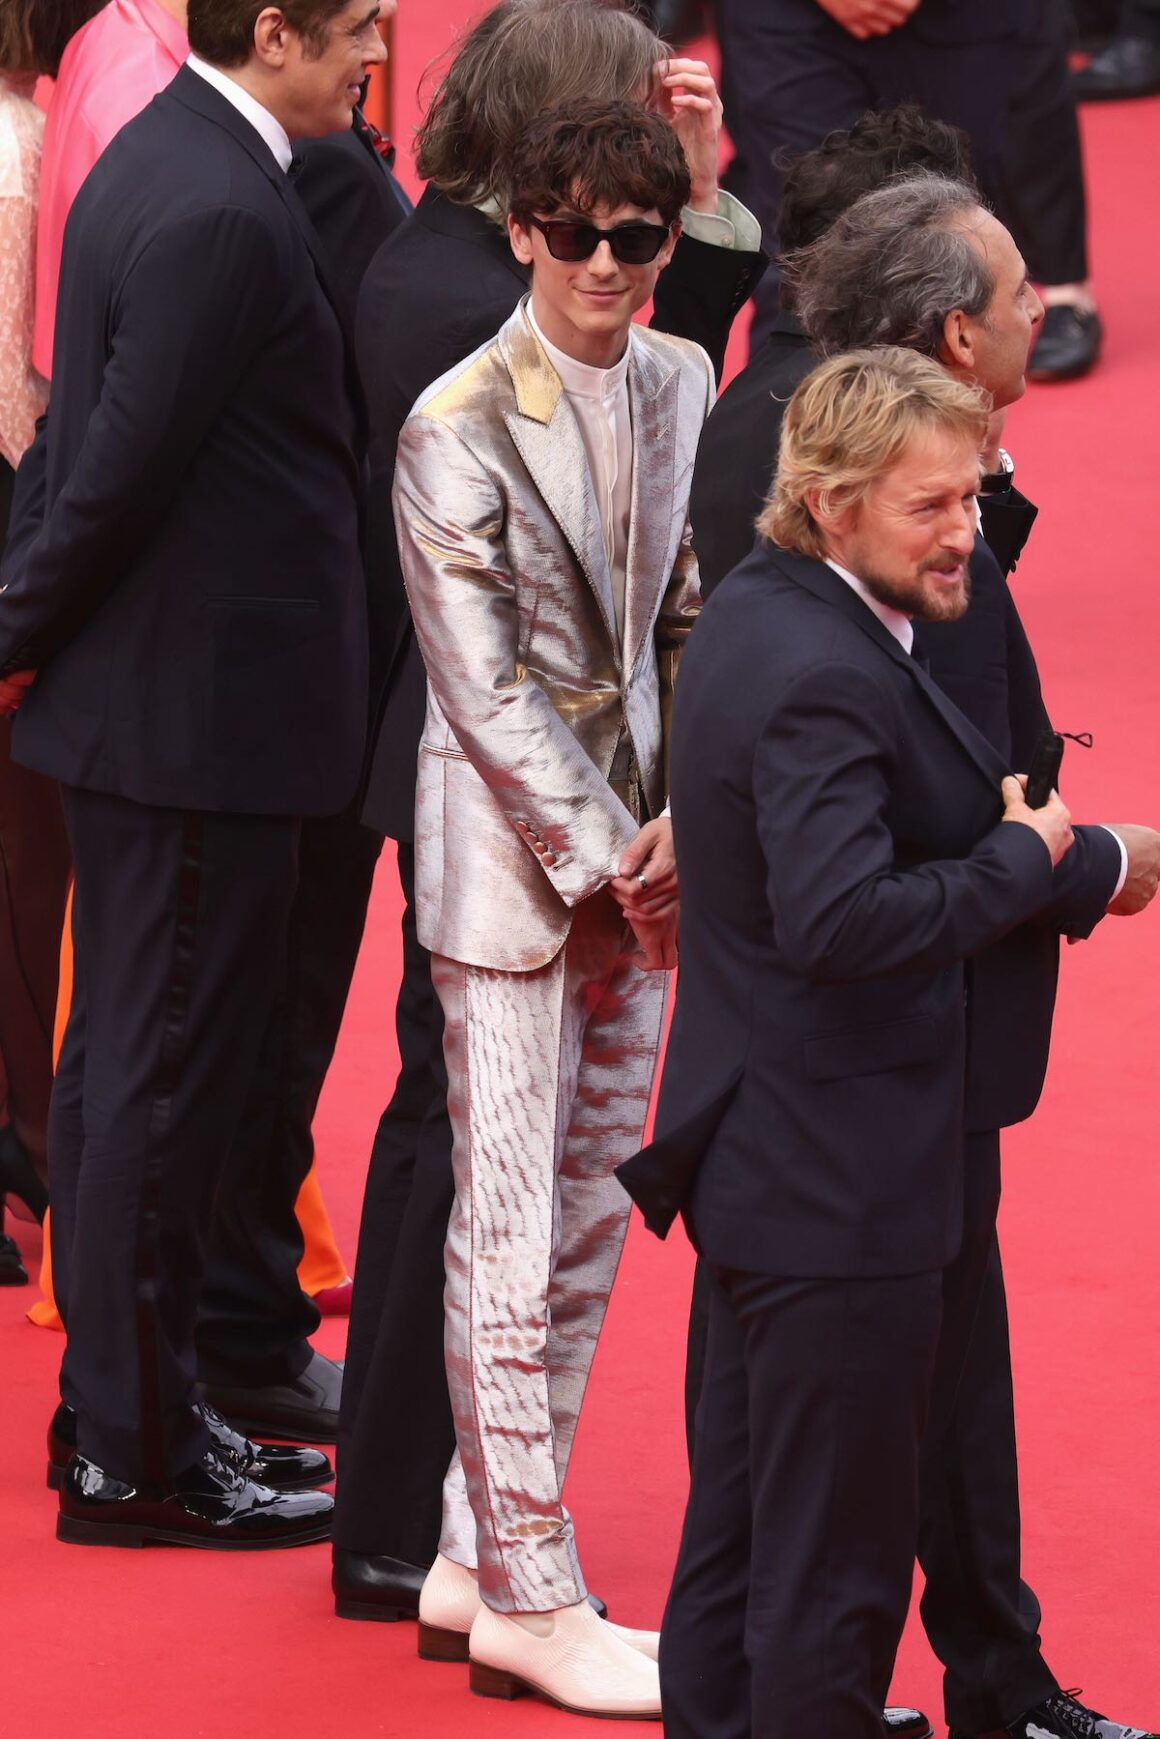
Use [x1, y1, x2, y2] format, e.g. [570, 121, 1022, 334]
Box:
[392, 300, 713, 972]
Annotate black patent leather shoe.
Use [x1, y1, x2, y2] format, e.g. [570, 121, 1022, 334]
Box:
[950, 1687, 1159, 1737]
[333, 1549, 427, 1621]
[199, 1350, 342, 1443]
[884, 1709, 933, 1739]
[57, 1448, 334, 1549]
[0, 1232, 28, 1286]
[46, 1402, 332, 1492]
[1028, 304, 1103, 383]
[1072, 35, 1160, 101]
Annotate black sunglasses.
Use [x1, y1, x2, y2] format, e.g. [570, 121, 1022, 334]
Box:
[529, 217, 673, 265]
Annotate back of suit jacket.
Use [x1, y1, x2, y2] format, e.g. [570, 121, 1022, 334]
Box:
[621, 549, 1054, 1279]
[0, 68, 367, 817]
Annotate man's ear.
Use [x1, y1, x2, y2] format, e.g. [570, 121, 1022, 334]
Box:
[252, 6, 291, 67]
[940, 306, 975, 375]
[656, 217, 681, 272]
[508, 213, 534, 268]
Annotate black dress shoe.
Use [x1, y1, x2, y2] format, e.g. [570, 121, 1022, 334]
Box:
[1028, 304, 1103, 383]
[0, 1125, 49, 1223]
[330, 1547, 610, 1625]
[0, 1232, 28, 1286]
[333, 1548, 427, 1621]
[950, 1688, 1159, 1737]
[46, 1402, 332, 1492]
[883, 1709, 933, 1739]
[1072, 35, 1160, 101]
[199, 1350, 342, 1443]
[57, 1448, 334, 1549]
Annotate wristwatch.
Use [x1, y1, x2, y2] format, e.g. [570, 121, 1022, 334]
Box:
[979, 447, 1015, 495]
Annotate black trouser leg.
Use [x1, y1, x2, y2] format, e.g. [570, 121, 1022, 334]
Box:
[918, 1134, 1058, 1732]
[662, 1266, 943, 1739]
[333, 840, 455, 1562]
[56, 787, 298, 1485]
[196, 806, 383, 1385]
[0, 721, 70, 1188]
[993, 0, 1090, 286]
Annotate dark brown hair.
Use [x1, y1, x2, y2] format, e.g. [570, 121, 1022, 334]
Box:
[507, 98, 690, 227]
[415, 0, 668, 210]
[0, 0, 104, 78]
[187, 0, 353, 67]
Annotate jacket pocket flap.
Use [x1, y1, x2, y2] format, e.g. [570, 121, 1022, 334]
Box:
[804, 1015, 938, 1083]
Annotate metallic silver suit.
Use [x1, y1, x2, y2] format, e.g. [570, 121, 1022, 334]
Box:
[393, 301, 711, 1611]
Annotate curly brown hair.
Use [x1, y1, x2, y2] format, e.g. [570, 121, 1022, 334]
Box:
[507, 99, 690, 229]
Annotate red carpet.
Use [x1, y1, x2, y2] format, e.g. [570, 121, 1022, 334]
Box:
[4, 30, 1160, 1738]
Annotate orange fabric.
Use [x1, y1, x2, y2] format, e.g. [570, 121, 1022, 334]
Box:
[31, 888, 348, 1326]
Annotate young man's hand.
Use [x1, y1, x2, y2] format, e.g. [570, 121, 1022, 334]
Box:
[610, 817, 678, 915]
[815, 0, 921, 40]
[653, 58, 724, 214]
[0, 670, 36, 716]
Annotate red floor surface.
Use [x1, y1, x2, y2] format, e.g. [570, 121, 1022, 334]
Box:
[4, 28, 1160, 1739]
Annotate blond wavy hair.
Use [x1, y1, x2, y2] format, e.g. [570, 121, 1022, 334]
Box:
[759, 348, 990, 561]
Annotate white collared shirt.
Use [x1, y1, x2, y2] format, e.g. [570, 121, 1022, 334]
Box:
[186, 54, 293, 173]
[824, 557, 914, 655]
[527, 300, 632, 646]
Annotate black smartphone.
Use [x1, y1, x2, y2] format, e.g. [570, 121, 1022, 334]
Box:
[1024, 729, 1065, 809]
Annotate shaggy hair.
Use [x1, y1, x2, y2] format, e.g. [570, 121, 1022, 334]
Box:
[0, 0, 103, 77]
[783, 173, 995, 357]
[759, 347, 990, 562]
[188, 0, 354, 67]
[415, 0, 668, 211]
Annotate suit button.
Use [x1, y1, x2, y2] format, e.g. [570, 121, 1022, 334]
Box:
[534, 842, 547, 855]
[542, 853, 557, 867]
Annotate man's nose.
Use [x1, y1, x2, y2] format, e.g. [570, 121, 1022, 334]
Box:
[1028, 284, 1046, 328]
[367, 27, 389, 64]
[588, 241, 619, 278]
[945, 505, 976, 554]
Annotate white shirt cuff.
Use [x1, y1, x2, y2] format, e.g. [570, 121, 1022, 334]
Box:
[1101, 825, 1130, 901]
[680, 191, 762, 255]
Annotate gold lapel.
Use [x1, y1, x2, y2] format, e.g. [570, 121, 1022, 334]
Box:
[623, 332, 680, 676]
[499, 305, 620, 655]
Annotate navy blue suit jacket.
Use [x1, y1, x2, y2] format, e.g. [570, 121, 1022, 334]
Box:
[618, 548, 1062, 1279]
[0, 67, 368, 817]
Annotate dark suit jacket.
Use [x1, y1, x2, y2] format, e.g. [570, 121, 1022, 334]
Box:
[356, 185, 767, 840]
[0, 67, 367, 817]
[295, 115, 411, 333]
[687, 316, 1119, 1132]
[617, 548, 1055, 1279]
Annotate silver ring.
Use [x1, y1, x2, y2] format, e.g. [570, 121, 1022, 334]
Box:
[637, 872, 649, 892]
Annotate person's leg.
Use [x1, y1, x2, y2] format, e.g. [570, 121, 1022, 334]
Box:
[0, 720, 71, 1196]
[196, 806, 382, 1387]
[332, 839, 457, 1566]
[1072, 0, 1160, 100]
[432, 936, 587, 1608]
[713, 0, 872, 345]
[661, 1272, 754, 1739]
[58, 787, 298, 1484]
[919, 1129, 1059, 1732]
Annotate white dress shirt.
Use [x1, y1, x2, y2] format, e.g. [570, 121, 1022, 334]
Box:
[186, 54, 293, 173]
[528, 302, 632, 645]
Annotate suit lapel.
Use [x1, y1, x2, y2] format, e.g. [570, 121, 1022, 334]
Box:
[776, 549, 1011, 787]
[500, 306, 620, 653]
[623, 333, 680, 676]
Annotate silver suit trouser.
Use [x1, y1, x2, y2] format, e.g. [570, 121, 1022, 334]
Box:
[431, 890, 667, 1613]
